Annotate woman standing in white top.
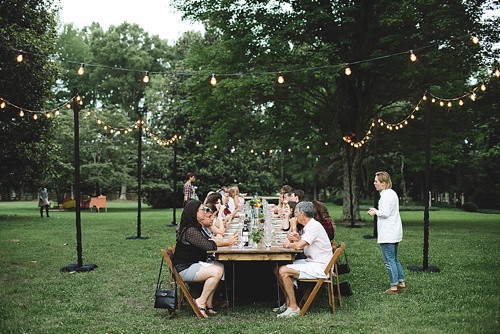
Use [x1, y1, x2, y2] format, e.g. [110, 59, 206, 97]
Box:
[368, 171, 406, 294]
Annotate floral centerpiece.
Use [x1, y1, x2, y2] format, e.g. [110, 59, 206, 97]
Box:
[248, 198, 261, 208]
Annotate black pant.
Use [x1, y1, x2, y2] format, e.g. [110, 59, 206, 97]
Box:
[40, 205, 49, 217]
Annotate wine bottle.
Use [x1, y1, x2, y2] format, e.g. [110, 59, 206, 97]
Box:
[242, 218, 250, 246]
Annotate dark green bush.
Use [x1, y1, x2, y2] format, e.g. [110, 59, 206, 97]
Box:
[142, 184, 173, 209]
[332, 196, 343, 206]
[462, 202, 478, 212]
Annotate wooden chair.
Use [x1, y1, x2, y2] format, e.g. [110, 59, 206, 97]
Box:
[297, 242, 345, 316]
[160, 249, 203, 318]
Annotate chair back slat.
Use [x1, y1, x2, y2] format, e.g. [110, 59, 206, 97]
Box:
[324, 242, 345, 275]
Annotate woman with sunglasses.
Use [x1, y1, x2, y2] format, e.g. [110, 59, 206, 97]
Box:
[172, 200, 236, 317]
[204, 192, 231, 235]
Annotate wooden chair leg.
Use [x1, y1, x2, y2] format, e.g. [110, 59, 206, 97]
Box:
[299, 279, 325, 316]
[327, 281, 335, 314]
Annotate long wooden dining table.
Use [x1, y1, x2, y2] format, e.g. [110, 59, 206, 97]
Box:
[210, 245, 302, 308]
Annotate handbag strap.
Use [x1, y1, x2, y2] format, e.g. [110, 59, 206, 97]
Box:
[341, 249, 348, 263]
[156, 257, 164, 289]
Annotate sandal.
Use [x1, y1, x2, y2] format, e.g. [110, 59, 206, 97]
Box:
[384, 288, 398, 295]
[194, 299, 208, 318]
[206, 307, 217, 315]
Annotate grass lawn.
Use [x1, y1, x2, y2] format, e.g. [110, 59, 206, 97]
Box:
[0, 201, 499, 334]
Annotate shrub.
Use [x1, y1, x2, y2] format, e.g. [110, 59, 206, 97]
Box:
[462, 202, 478, 212]
[142, 184, 172, 209]
[332, 196, 343, 206]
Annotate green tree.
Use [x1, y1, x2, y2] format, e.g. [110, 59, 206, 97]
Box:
[173, 0, 500, 220]
[52, 22, 175, 202]
[0, 0, 59, 194]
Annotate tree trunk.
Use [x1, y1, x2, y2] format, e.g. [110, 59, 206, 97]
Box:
[400, 155, 408, 205]
[341, 146, 363, 222]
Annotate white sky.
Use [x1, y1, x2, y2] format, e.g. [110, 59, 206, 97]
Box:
[58, 0, 204, 44]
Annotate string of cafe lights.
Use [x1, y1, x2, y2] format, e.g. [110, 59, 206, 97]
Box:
[0, 94, 180, 147]
[3, 33, 499, 149]
[5, 33, 495, 85]
[84, 108, 180, 146]
[0, 95, 76, 119]
[343, 68, 499, 148]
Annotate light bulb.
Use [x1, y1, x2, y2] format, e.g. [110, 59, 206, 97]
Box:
[447, 102, 452, 108]
[344, 65, 351, 76]
[459, 100, 464, 106]
[20, 110, 24, 117]
[277, 72, 284, 84]
[16, 51, 24, 62]
[480, 84, 486, 91]
[33, 114, 38, 120]
[470, 93, 476, 101]
[45, 112, 51, 118]
[210, 73, 217, 85]
[410, 50, 417, 62]
[471, 34, 479, 44]
[142, 71, 150, 83]
[0, 101, 5, 108]
[78, 63, 85, 75]
[495, 69, 500, 78]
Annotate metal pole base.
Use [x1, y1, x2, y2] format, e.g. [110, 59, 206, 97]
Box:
[363, 234, 377, 239]
[171, 221, 178, 226]
[408, 265, 440, 273]
[126, 236, 150, 240]
[60, 263, 98, 272]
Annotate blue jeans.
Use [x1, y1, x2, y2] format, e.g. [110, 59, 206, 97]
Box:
[380, 243, 405, 286]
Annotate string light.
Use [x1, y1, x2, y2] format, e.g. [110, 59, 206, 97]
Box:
[142, 71, 150, 83]
[344, 64, 352, 76]
[1, 29, 497, 149]
[277, 72, 284, 84]
[471, 33, 479, 44]
[16, 51, 24, 62]
[410, 50, 417, 62]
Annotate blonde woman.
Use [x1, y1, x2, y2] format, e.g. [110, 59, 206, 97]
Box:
[368, 171, 406, 294]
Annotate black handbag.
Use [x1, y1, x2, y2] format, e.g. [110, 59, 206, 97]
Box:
[154, 258, 178, 310]
[333, 281, 353, 297]
[337, 250, 350, 275]
[339, 281, 353, 296]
